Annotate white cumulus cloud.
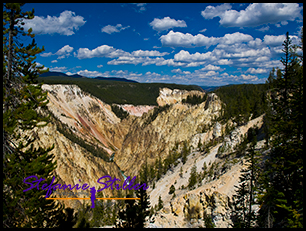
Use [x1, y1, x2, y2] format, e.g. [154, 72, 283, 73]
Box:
[201, 3, 303, 28]
[55, 45, 74, 59]
[160, 30, 219, 47]
[75, 45, 129, 59]
[22, 10, 86, 36]
[150, 16, 187, 32]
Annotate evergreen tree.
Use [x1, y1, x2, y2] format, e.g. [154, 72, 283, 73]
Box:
[231, 134, 261, 228]
[90, 191, 105, 227]
[74, 203, 90, 228]
[169, 184, 175, 194]
[116, 169, 150, 228]
[135, 184, 150, 228]
[258, 31, 303, 228]
[188, 164, 197, 190]
[116, 194, 138, 228]
[3, 3, 71, 228]
[179, 166, 183, 178]
[182, 141, 188, 164]
[157, 195, 163, 211]
[135, 161, 151, 228]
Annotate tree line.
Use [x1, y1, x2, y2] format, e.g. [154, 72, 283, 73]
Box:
[214, 83, 268, 125]
[230, 31, 303, 228]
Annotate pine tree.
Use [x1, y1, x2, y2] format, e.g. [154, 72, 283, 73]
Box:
[188, 164, 197, 190]
[258, 31, 303, 228]
[116, 193, 138, 228]
[157, 195, 163, 211]
[3, 3, 70, 228]
[90, 191, 105, 227]
[135, 162, 151, 228]
[182, 141, 188, 164]
[169, 184, 175, 194]
[116, 170, 150, 228]
[231, 136, 261, 228]
[135, 184, 150, 228]
[179, 166, 183, 178]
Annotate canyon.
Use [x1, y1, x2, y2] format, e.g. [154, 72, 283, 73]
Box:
[27, 84, 264, 227]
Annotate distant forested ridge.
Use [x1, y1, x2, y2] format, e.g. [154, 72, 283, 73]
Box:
[214, 84, 268, 124]
[38, 75, 203, 106]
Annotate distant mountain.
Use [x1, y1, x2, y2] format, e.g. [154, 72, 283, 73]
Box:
[39, 71, 68, 77]
[39, 71, 138, 83]
[94, 76, 137, 83]
[199, 86, 220, 92]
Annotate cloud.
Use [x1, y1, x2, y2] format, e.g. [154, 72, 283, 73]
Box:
[171, 68, 191, 74]
[131, 50, 169, 57]
[55, 45, 74, 59]
[77, 69, 103, 77]
[39, 45, 74, 59]
[49, 66, 67, 72]
[132, 3, 147, 12]
[160, 31, 254, 48]
[263, 34, 300, 47]
[201, 3, 303, 28]
[257, 25, 270, 32]
[75, 45, 129, 59]
[174, 50, 213, 62]
[75, 45, 169, 60]
[40, 52, 53, 57]
[221, 32, 253, 44]
[160, 30, 219, 47]
[201, 3, 232, 19]
[263, 34, 286, 47]
[200, 64, 223, 71]
[22, 10, 86, 36]
[101, 24, 130, 34]
[246, 67, 269, 74]
[150, 17, 187, 32]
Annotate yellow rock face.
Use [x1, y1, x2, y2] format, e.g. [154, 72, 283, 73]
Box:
[27, 85, 222, 210]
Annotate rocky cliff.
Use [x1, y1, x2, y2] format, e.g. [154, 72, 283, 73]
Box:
[115, 92, 221, 177]
[25, 84, 264, 227]
[146, 115, 265, 228]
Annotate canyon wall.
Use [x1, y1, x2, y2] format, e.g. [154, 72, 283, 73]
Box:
[26, 84, 264, 227]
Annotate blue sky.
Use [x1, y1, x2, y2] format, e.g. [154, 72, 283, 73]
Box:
[21, 3, 303, 86]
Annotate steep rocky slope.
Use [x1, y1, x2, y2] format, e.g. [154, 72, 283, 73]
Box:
[146, 116, 264, 228]
[27, 121, 123, 208]
[115, 92, 221, 177]
[26, 84, 264, 227]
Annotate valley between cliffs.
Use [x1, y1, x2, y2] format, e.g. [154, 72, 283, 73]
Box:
[28, 84, 264, 227]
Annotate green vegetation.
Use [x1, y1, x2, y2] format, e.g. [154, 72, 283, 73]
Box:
[111, 104, 129, 120]
[188, 164, 198, 190]
[230, 31, 303, 228]
[3, 3, 73, 228]
[257, 31, 303, 228]
[231, 130, 261, 228]
[182, 94, 208, 105]
[214, 83, 268, 125]
[157, 196, 163, 211]
[143, 104, 170, 126]
[169, 184, 175, 195]
[37, 75, 203, 106]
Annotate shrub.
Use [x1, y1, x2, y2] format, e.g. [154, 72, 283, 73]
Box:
[169, 184, 175, 194]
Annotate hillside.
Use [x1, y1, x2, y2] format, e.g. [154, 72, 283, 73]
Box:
[18, 82, 268, 227]
[37, 75, 203, 105]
